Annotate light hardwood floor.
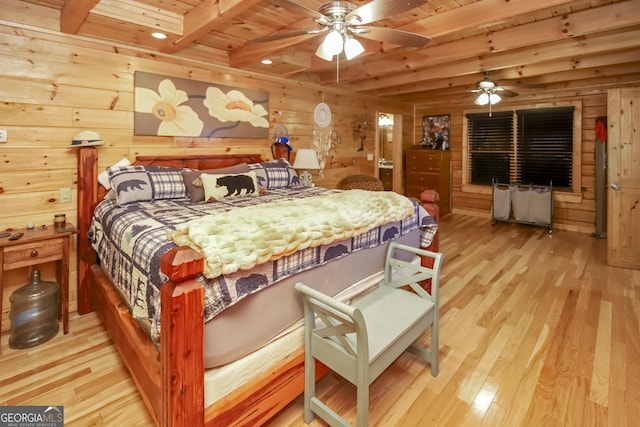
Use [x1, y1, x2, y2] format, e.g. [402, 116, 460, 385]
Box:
[1, 214, 638, 426]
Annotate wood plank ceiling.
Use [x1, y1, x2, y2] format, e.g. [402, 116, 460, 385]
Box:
[29, 0, 640, 103]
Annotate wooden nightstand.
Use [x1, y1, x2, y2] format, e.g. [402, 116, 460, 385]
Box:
[0, 224, 76, 349]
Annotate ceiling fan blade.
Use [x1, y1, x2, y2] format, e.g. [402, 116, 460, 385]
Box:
[346, 0, 429, 25]
[249, 27, 326, 44]
[355, 26, 430, 47]
[267, 0, 331, 24]
[500, 89, 519, 97]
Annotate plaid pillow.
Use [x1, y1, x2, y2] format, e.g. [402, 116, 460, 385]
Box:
[248, 159, 299, 190]
[107, 165, 189, 205]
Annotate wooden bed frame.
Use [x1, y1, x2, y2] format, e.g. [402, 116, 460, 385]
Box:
[75, 147, 328, 426]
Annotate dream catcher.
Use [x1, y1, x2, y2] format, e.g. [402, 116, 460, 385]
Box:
[313, 101, 332, 176]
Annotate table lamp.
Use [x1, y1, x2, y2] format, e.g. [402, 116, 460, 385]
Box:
[292, 149, 321, 187]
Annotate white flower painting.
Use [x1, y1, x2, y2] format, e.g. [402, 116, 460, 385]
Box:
[204, 88, 269, 128]
[135, 79, 204, 136]
[134, 71, 269, 138]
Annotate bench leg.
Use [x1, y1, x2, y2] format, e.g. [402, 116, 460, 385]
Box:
[303, 338, 315, 423]
[356, 383, 369, 427]
[431, 319, 439, 376]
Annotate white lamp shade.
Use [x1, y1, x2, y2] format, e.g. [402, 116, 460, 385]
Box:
[344, 37, 364, 60]
[489, 93, 502, 104]
[475, 92, 489, 106]
[323, 30, 344, 55]
[292, 149, 321, 170]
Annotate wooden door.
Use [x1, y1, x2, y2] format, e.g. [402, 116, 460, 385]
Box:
[607, 87, 640, 269]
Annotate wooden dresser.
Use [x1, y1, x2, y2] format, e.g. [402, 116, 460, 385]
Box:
[405, 147, 451, 215]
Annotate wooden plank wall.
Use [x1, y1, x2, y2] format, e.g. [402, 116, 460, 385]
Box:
[414, 92, 606, 234]
[0, 0, 619, 332]
[0, 12, 412, 331]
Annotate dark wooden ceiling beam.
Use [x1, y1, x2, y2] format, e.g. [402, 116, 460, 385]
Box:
[402, 0, 583, 38]
[229, 31, 323, 68]
[162, 0, 262, 54]
[60, 0, 100, 33]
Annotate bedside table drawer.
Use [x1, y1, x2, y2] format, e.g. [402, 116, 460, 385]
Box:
[3, 238, 63, 270]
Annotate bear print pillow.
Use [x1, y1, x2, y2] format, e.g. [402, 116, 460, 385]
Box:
[107, 165, 189, 206]
[201, 171, 259, 202]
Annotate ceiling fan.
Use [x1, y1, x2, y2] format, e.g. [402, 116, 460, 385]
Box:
[470, 71, 518, 106]
[250, 0, 431, 61]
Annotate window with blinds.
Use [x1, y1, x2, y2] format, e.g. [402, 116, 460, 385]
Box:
[517, 107, 574, 187]
[467, 111, 513, 185]
[466, 106, 574, 189]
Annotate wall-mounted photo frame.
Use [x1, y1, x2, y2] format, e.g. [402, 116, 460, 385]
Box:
[421, 114, 450, 150]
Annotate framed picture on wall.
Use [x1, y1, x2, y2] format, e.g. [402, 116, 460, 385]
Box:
[421, 114, 450, 150]
[134, 71, 269, 138]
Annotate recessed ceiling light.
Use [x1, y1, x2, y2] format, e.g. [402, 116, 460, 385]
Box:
[151, 32, 167, 39]
[261, 59, 273, 65]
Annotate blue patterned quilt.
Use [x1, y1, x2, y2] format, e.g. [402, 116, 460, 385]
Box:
[89, 186, 430, 343]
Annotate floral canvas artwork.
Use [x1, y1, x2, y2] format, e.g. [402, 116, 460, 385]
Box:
[134, 71, 269, 138]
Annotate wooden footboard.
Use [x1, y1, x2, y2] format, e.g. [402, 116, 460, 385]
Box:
[89, 247, 326, 427]
[76, 147, 323, 426]
[89, 264, 163, 422]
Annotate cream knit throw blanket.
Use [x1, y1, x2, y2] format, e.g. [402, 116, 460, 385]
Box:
[168, 189, 415, 278]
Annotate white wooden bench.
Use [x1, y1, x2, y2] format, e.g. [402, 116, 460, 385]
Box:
[295, 242, 443, 427]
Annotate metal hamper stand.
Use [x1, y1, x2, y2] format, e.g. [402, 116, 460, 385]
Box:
[491, 179, 553, 234]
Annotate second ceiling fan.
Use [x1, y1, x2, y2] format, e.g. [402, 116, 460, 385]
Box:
[250, 0, 432, 61]
[470, 71, 519, 106]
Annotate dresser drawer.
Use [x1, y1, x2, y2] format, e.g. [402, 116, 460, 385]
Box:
[406, 152, 444, 171]
[406, 172, 441, 188]
[407, 161, 441, 173]
[3, 238, 63, 270]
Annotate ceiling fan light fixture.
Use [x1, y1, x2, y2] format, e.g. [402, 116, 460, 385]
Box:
[478, 80, 495, 90]
[475, 92, 490, 106]
[323, 30, 344, 55]
[344, 37, 364, 60]
[315, 43, 334, 61]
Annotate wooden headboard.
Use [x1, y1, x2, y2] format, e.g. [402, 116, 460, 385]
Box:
[95, 153, 265, 201]
[134, 153, 264, 169]
[76, 148, 265, 314]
